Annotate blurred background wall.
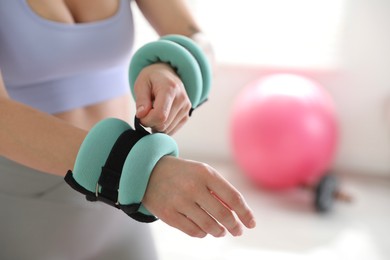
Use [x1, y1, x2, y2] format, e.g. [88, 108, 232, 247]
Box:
[131, 0, 390, 176]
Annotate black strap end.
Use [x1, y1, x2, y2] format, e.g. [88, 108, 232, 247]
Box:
[120, 203, 158, 223]
[65, 170, 97, 201]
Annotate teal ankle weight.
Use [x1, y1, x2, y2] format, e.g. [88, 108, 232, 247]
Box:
[129, 34, 212, 110]
[65, 118, 179, 223]
[71, 118, 131, 193]
[160, 35, 211, 104]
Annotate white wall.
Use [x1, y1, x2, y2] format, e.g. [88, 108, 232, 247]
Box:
[131, 0, 390, 176]
[335, 0, 390, 175]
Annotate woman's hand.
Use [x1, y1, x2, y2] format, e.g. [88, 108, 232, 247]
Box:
[133, 63, 192, 135]
[142, 156, 256, 238]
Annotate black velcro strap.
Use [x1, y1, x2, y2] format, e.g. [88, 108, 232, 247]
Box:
[66, 117, 159, 223]
[134, 117, 151, 135]
[97, 127, 149, 205]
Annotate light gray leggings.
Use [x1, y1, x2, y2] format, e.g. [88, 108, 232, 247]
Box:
[0, 157, 158, 260]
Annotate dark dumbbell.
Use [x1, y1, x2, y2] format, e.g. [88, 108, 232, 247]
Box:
[313, 173, 352, 213]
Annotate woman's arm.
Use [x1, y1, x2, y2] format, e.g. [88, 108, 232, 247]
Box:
[135, 0, 201, 37]
[132, 0, 215, 132]
[0, 71, 87, 176]
[0, 72, 256, 236]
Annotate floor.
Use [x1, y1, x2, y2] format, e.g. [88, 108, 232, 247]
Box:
[150, 158, 390, 260]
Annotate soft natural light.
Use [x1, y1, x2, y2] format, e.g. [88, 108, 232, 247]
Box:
[133, 0, 346, 69]
[191, 0, 346, 68]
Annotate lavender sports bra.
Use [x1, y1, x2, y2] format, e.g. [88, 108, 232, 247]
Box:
[0, 0, 134, 114]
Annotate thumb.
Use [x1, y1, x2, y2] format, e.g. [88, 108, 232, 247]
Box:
[135, 84, 153, 118]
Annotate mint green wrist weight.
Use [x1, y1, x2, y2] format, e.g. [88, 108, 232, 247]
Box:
[129, 34, 212, 111]
[65, 118, 178, 223]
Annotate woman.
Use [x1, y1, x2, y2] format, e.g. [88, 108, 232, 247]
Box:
[0, 0, 256, 259]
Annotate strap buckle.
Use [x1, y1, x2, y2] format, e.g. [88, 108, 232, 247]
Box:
[95, 183, 119, 206]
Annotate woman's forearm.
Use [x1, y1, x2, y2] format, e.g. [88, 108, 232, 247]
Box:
[0, 96, 86, 176]
[135, 0, 201, 37]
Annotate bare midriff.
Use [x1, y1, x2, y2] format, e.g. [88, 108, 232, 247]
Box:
[54, 93, 133, 130]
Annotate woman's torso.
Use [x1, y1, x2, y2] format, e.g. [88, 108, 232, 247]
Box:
[0, 0, 135, 130]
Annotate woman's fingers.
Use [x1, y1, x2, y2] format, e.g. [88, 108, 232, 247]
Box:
[149, 83, 191, 134]
[133, 63, 191, 134]
[163, 103, 190, 135]
[182, 203, 227, 237]
[158, 200, 228, 238]
[196, 189, 244, 236]
[160, 210, 207, 238]
[206, 171, 257, 229]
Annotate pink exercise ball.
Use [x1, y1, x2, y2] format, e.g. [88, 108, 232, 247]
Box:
[230, 74, 338, 189]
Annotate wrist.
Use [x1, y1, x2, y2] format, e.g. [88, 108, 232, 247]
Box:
[190, 32, 215, 70]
